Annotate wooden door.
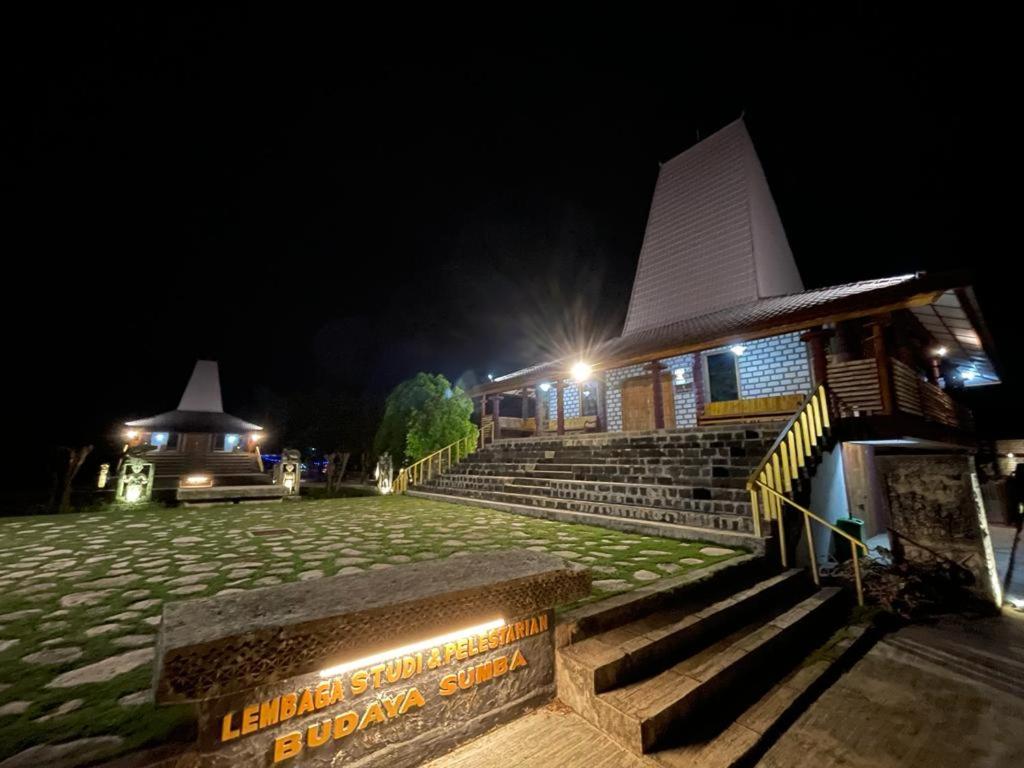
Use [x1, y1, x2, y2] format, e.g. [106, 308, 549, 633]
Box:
[621, 375, 676, 431]
[182, 433, 210, 455]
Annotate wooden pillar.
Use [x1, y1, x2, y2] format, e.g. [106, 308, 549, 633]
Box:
[492, 395, 502, 440]
[692, 354, 705, 424]
[869, 316, 895, 415]
[800, 327, 833, 387]
[648, 361, 666, 430]
[929, 357, 943, 385]
[536, 386, 547, 433]
[556, 380, 565, 435]
[595, 378, 607, 432]
[479, 395, 488, 447]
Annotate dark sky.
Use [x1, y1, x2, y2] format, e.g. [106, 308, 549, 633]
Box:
[5, 6, 1018, 475]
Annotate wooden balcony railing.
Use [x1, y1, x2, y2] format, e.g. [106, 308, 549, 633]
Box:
[827, 358, 970, 429]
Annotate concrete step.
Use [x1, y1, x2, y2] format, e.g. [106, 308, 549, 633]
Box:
[406, 490, 763, 552]
[419, 483, 755, 533]
[558, 570, 812, 697]
[559, 587, 846, 754]
[648, 624, 873, 768]
[503, 478, 749, 506]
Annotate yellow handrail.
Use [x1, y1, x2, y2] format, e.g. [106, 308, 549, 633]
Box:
[746, 384, 832, 538]
[755, 482, 868, 606]
[392, 421, 495, 495]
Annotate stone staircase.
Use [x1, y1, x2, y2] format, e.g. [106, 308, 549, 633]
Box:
[411, 425, 786, 547]
[556, 559, 865, 767]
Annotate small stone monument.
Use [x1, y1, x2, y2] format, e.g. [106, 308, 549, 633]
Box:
[115, 457, 154, 503]
[274, 449, 302, 495]
[375, 452, 394, 495]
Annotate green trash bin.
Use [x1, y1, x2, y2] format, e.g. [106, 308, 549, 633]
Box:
[831, 516, 865, 563]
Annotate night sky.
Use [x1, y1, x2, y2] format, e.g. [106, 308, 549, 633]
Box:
[6, 7, 1018, 484]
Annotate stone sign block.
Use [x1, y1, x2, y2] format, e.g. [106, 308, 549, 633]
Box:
[152, 550, 590, 766]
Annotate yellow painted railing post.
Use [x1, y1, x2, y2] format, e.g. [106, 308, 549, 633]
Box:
[804, 512, 819, 586]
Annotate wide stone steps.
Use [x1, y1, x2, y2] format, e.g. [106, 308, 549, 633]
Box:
[453, 461, 758, 488]
[557, 573, 848, 757]
[419, 482, 754, 533]
[428, 471, 749, 505]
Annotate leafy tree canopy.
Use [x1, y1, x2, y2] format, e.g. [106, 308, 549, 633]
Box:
[373, 373, 476, 464]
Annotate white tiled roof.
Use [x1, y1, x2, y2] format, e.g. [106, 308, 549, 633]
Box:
[622, 119, 803, 335]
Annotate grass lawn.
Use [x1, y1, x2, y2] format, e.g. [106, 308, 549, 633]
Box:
[0, 495, 742, 763]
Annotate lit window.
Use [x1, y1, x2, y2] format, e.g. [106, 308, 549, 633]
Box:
[216, 433, 241, 452]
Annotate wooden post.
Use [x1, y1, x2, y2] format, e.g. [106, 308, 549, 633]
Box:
[648, 361, 666, 430]
[595, 378, 607, 431]
[492, 395, 502, 440]
[692, 354, 705, 424]
[479, 395, 488, 448]
[800, 327, 833, 387]
[556, 380, 565, 436]
[869, 316, 895, 415]
[536, 386, 547, 433]
[929, 357, 942, 385]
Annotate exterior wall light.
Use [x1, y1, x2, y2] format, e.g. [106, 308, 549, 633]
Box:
[487, 373, 495, 381]
[730, 345, 747, 356]
[125, 429, 140, 440]
[673, 368, 686, 384]
[933, 346, 948, 357]
[538, 382, 551, 392]
[571, 361, 592, 382]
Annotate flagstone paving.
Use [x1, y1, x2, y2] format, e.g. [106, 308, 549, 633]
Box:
[0, 494, 739, 765]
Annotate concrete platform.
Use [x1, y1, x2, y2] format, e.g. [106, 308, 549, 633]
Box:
[175, 484, 290, 503]
[758, 612, 1024, 767]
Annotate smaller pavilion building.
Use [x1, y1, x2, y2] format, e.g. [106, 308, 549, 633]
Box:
[122, 360, 289, 502]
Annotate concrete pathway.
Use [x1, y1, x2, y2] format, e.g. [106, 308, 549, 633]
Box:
[758, 612, 1024, 767]
[428, 613, 1024, 768]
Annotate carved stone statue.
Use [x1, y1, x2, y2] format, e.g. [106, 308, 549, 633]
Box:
[375, 452, 394, 495]
[116, 457, 155, 503]
[274, 449, 302, 495]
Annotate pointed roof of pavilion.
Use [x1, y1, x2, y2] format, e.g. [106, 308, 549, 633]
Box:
[125, 360, 264, 433]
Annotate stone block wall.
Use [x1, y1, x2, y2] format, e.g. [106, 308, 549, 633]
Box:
[544, 384, 581, 420]
[604, 354, 697, 432]
[735, 332, 812, 398]
[876, 453, 1001, 605]
[600, 331, 811, 433]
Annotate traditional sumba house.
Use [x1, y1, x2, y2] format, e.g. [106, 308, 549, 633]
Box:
[121, 360, 290, 502]
[427, 118, 1002, 604]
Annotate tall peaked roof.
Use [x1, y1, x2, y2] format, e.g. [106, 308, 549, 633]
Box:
[125, 360, 263, 433]
[177, 360, 224, 412]
[622, 118, 803, 336]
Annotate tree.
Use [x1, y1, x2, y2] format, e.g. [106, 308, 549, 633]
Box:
[374, 373, 476, 464]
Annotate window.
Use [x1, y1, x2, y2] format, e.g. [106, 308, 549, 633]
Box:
[579, 382, 599, 416]
[149, 432, 179, 451]
[214, 433, 242, 452]
[706, 352, 739, 402]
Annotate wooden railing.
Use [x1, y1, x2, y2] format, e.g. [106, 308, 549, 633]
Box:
[746, 383, 869, 606]
[392, 421, 495, 495]
[828, 357, 970, 429]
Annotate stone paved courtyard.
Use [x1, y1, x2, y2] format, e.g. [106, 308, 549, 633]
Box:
[0, 495, 739, 765]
